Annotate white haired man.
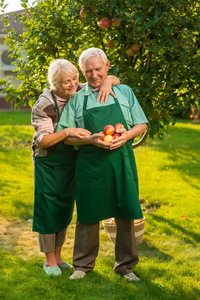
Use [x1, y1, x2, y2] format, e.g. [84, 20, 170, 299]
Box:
[57, 48, 148, 281]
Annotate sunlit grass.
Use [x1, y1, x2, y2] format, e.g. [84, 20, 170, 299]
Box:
[0, 111, 200, 300]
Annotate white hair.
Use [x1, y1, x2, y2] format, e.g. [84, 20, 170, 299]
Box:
[48, 59, 78, 90]
[79, 48, 108, 70]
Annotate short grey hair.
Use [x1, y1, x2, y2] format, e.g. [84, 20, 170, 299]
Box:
[48, 59, 78, 90]
[79, 48, 108, 70]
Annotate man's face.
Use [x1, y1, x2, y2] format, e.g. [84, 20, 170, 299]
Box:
[81, 56, 110, 88]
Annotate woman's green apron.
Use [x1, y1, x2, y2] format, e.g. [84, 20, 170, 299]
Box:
[75, 92, 143, 223]
[33, 91, 78, 234]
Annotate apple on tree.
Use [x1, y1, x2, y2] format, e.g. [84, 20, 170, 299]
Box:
[79, 7, 87, 21]
[131, 44, 141, 52]
[99, 18, 111, 29]
[112, 17, 121, 27]
[107, 39, 115, 49]
[126, 47, 135, 56]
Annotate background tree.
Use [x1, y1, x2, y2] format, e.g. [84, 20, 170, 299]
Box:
[0, 0, 199, 138]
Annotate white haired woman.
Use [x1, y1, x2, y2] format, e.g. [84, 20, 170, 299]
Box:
[31, 59, 120, 276]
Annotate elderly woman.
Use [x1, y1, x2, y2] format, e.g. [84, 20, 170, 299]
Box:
[31, 59, 120, 276]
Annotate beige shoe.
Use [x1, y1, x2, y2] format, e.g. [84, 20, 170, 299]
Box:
[69, 270, 86, 279]
[123, 272, 140, 281]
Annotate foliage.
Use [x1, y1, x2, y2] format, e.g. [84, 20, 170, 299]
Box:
[0, 111, 200, 299]
[0, 0, 200, 137]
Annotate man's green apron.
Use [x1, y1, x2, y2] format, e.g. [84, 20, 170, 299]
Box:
[33, 91, 78, 234]
[75, 92, 143, 223]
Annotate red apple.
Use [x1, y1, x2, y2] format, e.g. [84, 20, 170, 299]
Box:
[107, 39, 115, 49]
[99, 131, 106, 140]
[99, 18, 111, 29]
[104, 125, 115, 135]
[114, 123, 124, 131]
[131, 44, 141, 52]
[112, 17, 121, 27]
[126, 47, 135, 56]
[79, 8, 87, 21]
[103, 135, 113, 143]
[112, 133, 121, 139]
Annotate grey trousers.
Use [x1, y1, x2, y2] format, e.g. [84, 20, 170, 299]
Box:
[38, 227, 67, 253]
[73, 218, 139, 275]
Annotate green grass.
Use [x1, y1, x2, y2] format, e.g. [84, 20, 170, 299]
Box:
[0, 111, 200, 300]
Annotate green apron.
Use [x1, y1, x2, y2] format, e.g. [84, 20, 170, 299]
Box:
[33, 91, 78, 234]
[75, 92, 143, 223]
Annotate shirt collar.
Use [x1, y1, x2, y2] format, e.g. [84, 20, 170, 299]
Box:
[85, 83, 95, 96]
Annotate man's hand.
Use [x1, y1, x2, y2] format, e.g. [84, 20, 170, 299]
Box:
[109, 123, 147, 150]
[90, 133, 111, 149]
[109, 128, 129, 150]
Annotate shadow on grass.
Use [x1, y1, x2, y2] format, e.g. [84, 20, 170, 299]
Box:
[12, 199, 33, 220]
[149, 214, 200, 245]
[145, 125, 200, 190]
[0, 249, 199, 300]
[138, 240, 173, 261]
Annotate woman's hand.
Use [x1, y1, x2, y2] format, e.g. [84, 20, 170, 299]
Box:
[92, 76, 120, 104]
[65, 127, 91, 139]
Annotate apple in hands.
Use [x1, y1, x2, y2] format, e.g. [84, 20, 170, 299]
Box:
[112, 133, 121, 139]
[99, 131, 106, 140]
[114, 123, 124, 131]
[98, 123, 125, 145]
[104, 125, 115, 135]
[103, 135, 113, 143]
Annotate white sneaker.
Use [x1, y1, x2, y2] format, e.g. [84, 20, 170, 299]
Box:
[69, 270, 86, 279]
[123, 272, 140, 281]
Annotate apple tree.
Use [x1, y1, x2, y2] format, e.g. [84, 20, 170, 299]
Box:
[0, 0, 199, 138]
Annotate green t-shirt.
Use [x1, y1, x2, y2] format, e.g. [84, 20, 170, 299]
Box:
[57, 83, 148, 132]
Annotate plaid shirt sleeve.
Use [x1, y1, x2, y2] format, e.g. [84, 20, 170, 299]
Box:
[32, 97, 56, 145]
[31, 95, 59, 157]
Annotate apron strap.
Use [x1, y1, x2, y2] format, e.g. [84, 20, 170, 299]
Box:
[51, 90, 61, 119]
[83, 93, 88, 112]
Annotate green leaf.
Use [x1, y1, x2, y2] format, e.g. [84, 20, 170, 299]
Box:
[5, 94, 11, 102]
[164, 25, 171, 36]
[111, 0, 117, 8]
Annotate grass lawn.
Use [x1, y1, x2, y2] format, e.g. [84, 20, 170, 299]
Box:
[0, 111, 200, 300]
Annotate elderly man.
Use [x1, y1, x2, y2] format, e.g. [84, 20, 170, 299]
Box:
[57, 48, 148, 281]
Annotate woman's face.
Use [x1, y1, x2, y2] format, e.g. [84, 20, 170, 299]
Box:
[56, 72, 79, 100]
